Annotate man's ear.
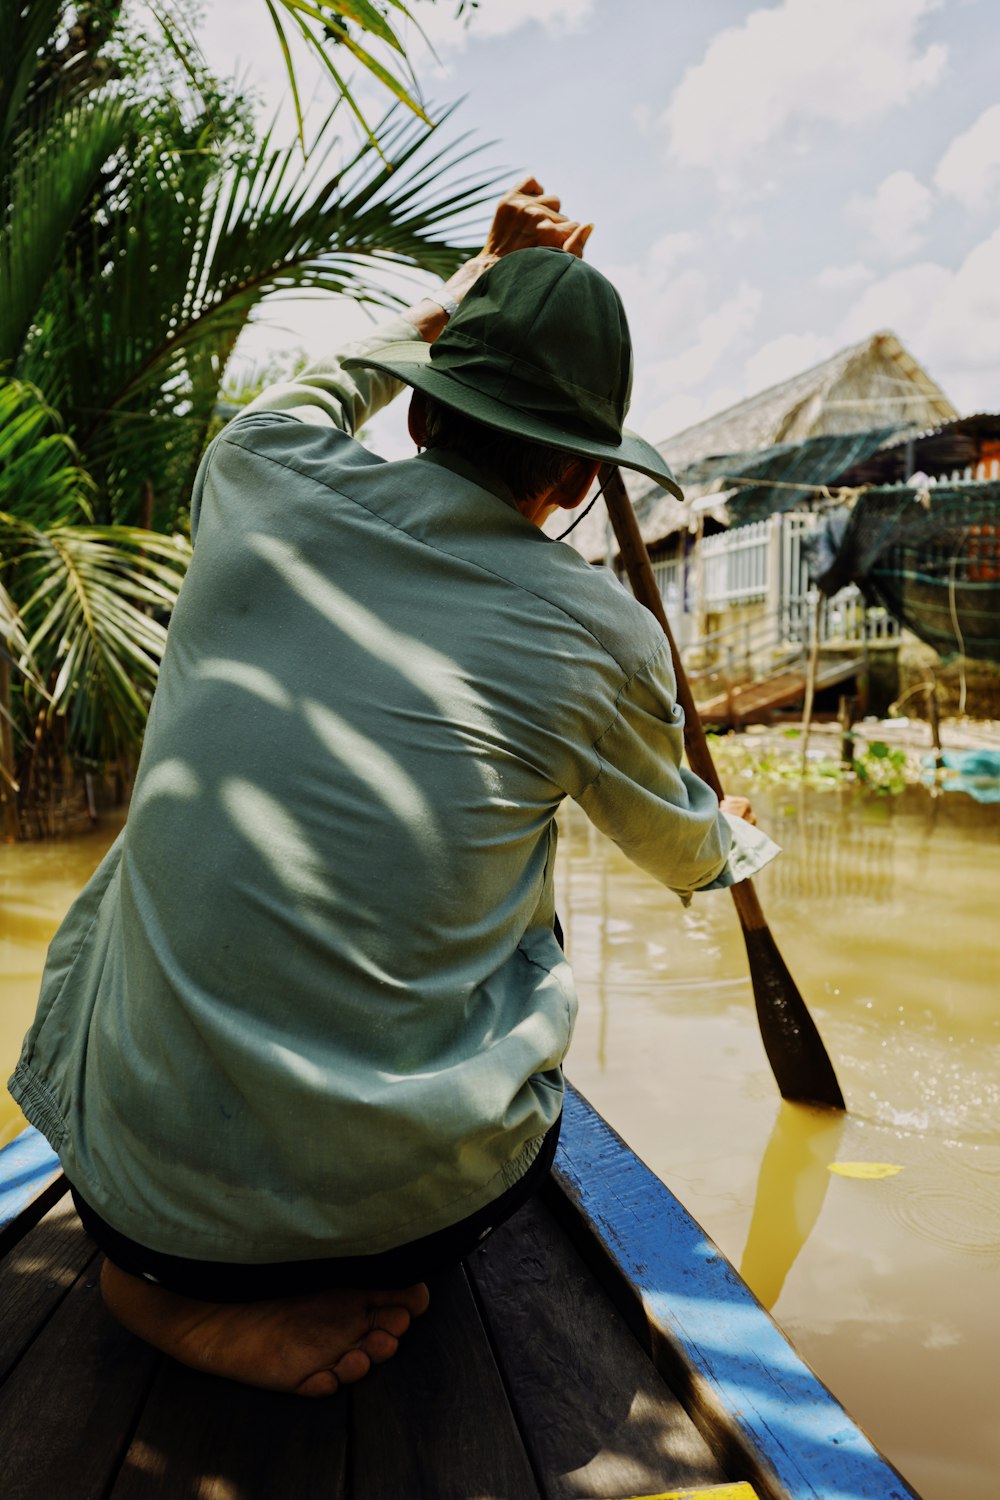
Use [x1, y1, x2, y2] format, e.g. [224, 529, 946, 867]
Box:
[550, 458, 601, 510]
[408, 390, 429, 449]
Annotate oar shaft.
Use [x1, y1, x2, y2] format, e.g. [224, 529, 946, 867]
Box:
[599, 466, 845, 1110]
[599, 468, 723, 795]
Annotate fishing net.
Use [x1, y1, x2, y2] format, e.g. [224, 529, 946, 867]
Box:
[804, 482, 1000, 662]
[680, 426, 904, 524]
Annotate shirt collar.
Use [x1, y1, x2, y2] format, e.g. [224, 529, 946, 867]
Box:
[415, 448, 520, 515]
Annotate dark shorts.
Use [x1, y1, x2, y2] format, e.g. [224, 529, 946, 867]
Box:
[70, 1115, 561, 1302]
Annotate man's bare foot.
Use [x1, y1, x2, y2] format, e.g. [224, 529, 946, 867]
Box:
[100, 1260, 430, 1397]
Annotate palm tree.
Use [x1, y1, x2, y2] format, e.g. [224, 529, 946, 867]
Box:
[153, 0, 476, 150]
[0, 0, 494, 834]
[24, 98, 497, 529]
[0, 380, 191, 837]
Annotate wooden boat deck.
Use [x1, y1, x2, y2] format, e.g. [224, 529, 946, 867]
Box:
[0, 1088, 920, 1500]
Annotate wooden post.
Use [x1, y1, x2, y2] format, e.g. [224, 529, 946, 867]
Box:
[694, 513, 707, 642]
[926, 672, 944, 770]
[767, 512, 783, 644]
[838, 693, 856, 768]
[800, 590, 822, 773]
[724, 646, 737, 728]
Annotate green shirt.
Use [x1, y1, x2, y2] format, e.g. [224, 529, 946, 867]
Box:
[10, 316, 777, 1261]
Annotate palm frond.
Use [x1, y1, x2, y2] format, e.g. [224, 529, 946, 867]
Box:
[41, 103, 497, 525]
[1, 89, 134, 367]
[0, 379, 94, 527]
[0, 0, 65, 152]
[268, 0, 429, 150]
[15, 521, 190, 762]
[0, 569, 45, 707]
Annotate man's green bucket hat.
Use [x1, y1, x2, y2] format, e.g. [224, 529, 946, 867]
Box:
[344, 247, 683, 499]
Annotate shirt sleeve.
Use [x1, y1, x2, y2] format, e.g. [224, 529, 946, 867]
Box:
[575, 641, 780, 903]
[237, 314, 423, 434]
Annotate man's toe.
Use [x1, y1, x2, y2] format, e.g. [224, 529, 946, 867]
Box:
[332, 1347, 372, 1385]
[372, 1305, 411, 1338]
[297, 1368, 340, 1398]
[370, 1282, 430, 1317]
[362, 1328, 399, 1364]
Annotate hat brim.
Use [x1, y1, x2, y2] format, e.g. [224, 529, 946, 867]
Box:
[343, 342, 684, 501]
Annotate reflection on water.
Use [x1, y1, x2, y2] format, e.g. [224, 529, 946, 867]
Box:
[0, 817, 124, 1147]
[740, 1100, 845, 1310]
[1, 785, 998, 1496]
[555, 782, 1000, 1500]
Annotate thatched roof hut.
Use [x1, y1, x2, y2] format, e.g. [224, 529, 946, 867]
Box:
[563, 330, 957, 563]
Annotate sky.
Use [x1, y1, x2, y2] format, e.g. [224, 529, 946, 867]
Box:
[195, 0, 1000, 458]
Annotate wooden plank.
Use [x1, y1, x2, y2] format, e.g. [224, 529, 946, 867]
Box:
[351, 1260, 542, 1500]
[697, 658, 865, 725]
[0, 1126, 66, 1254]
[468, 1193, 728, 1500]
[108, 1359, 348, 1500]
[622, 1489, 758, 1500]
[0, 1245, 160, 1500]
[0, 1192, 98, 1381]
[549, 1086, 921, 1500]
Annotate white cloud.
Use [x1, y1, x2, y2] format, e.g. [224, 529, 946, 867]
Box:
[838, 228, 1000, 410]
[601, 237, 706, 355]
[922, 228, 1000, 374]
[847, 170, 935, 261]
[412, 0, 595, 54]
[605, 233, 763, 440]
[725, 213, 766, 244]
[743, 331, 836, 392]
[662, 0, 947, 181]
[646, 231, 701, 271]
[934, 104, 1000, 210]
[636, 282, 763, 437]
[817, 262, 875, 291]
[838, 260, 952, 345]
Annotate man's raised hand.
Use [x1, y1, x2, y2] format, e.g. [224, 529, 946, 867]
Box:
[405, 177, 593, 343]
[480, 176, 593, 263]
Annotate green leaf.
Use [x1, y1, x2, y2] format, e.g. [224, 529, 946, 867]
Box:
[12, 520, 191, 762]
[0, 92, 135, 366]
[306, 0, 404, 49]
[263, 0, 308, 152]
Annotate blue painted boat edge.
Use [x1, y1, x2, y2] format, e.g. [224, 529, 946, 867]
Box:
[0, 1125, 64, 1236]
[551, 1083, 921, 1500]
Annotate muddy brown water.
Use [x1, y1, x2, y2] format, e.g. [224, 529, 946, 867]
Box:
[2, 785, 998, 1498]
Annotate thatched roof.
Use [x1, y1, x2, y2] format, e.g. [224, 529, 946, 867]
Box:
[562, 330, 957, 562]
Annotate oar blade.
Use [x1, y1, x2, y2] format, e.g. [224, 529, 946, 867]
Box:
[742, 918, 845, 1110]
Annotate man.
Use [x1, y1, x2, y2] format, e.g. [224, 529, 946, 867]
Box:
[10, 180, 775, 1398]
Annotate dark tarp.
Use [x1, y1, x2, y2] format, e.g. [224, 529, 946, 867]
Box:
[803, 481, 1000, 662]
[680, 426, 906, 523]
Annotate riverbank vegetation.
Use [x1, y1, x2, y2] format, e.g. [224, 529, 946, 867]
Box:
[709, 716, 1000, 797]
[1, 0, 493, 838]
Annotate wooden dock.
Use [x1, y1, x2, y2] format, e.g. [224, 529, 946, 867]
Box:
[0, 1088, 921, 1500]
[696, 655, 865, 727]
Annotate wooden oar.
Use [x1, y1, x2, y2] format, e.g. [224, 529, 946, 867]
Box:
[599, 465, 846, 1111]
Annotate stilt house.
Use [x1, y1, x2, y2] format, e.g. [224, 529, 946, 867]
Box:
[560, 331, 1000, 720]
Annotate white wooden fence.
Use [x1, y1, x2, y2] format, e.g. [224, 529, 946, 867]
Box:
[924, 462, 1000, 483]
[635, 465, 1000, 656]
[702, 520, 770, 605]
[668, 511, 900, 649]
